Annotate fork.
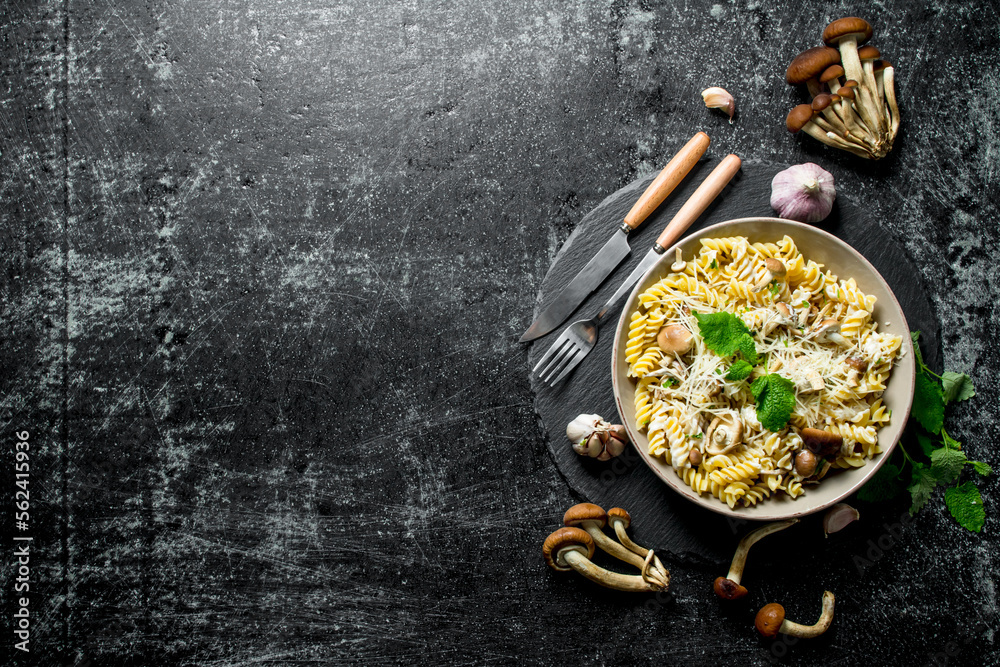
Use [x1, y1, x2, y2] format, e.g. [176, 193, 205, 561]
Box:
[532, 154, 743, 386]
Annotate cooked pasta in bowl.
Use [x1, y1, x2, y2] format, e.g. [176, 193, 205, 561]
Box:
[611, 218, 916, 520]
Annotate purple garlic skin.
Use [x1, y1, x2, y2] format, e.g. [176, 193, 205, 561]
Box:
[770, 163, 836, 223]
[823, 502, 860, 537]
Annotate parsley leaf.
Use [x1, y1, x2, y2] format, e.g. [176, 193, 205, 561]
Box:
[930, 447, 967, 485]
[941, 371, 976, 405]
[858, 462, 903, 502]
[726, 360, 754, 381]
[972, 461, 993, 477]
[750, 373, 796, 432]
[709, 259, 718, 269]
[912, 369, 945, 434]
[908, 463, 938, 515]
[944, 482, 986, 532]
[661, 376, 679, 387]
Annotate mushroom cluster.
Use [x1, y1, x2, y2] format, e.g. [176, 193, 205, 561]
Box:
[784, 18, 899, 159]
[543, 503, 670, 593]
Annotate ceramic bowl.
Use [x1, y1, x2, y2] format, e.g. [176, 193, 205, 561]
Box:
[611, 217, 916, 521]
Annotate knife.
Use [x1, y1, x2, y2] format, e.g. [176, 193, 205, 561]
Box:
[519, 131, 711, 342]
[592, 153, 743, 321]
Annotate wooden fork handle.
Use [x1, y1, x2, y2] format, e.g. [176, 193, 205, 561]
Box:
[622, 132, 711, 230]
[655, 154, 742, 250]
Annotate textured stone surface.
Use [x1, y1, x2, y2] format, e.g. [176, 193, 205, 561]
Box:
[1, 1, 998, 665]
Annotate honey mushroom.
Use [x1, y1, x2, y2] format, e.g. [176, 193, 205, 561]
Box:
[563, 504, 670, 590]
[755, 591, 836, 639]
[714, 519, 799, 600]
[543, 527, 666, 593]
[606, 507, 671, 590]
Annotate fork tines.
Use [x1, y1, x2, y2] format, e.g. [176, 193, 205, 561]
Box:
[532, 337, 584, 386]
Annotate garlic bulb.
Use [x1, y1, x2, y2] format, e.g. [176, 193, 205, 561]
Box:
[567, 414, 629, 461]
[770, 163, 836, 223]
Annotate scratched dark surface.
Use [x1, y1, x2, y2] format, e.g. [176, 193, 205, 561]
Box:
[1, 1, 998, 665]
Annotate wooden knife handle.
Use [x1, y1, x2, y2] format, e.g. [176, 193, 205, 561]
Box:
[622, 131, 711, 230]
[655, 153, 742, 250]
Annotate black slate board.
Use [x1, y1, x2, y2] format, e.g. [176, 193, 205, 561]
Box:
[528, 158, 940, 565]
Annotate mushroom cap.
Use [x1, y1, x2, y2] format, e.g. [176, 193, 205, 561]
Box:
[822, 17, 873, 47]
[764, 257, 787, 279]
[873, 59, 891, 72]
[811, 94, 833, 112]
[563, 502, 607, 528]
[786, 46, 841, 85]
[801, 427, 844, 458]
[841, 79, 860, 88]
[846, 355, 869, 372]
[830, 94, 842, 103]
[543, 526, 595, 571]
[657, 324, 694, 354]
[606, 507, 631, 527]
[714, 576, 749, 600]
[819, 64, 845, 83]
[794, 449, 818, 477]
[755, 603, 786, 638]
[857, 45, 881, 60]
[786, 104, 815, 133]
[775, 302, 793, 319]
[814, 318, 842, 336]
[837, 86, 856, 100]
[705, 413, 744, 455]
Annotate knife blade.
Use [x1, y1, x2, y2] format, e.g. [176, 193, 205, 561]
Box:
[593, 154, 743, 322]
[519, 131, 711, 342]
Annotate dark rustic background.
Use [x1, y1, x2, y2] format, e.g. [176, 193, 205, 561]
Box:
[1, 1, 998, 665]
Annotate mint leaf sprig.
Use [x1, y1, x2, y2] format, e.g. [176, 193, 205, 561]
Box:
[858, 331, 988, 532]
[693, 311, 796, 431]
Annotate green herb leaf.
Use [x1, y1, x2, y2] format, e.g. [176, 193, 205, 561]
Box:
[912, 370, 945, 434]
[941, 371, 976, 405]
[911, 331, 924, 366]
[693, 311, 753, 358]
[750, 373, 797, 432]
[709, 259, 718, 270]
[858, 462, 903, 502]
[971, 461, 993, 477]
[737, 334, 758, 365]
[726, 360, 754, 381]
[661, 376, 679, 387]
[930, 447, 967, 485]
[916, 431, 937, 458]
[942, 430, 962, 450]
[908, 463, 938, 516]
[944, 482, 986, 532]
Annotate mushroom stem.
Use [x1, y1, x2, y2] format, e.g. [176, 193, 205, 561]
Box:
[608, 516, 671, 589]
[801, 122, 871, 159]
[726, 519, 798, 583]
[779, 591, 836, 638]
[861, 60, 886, 135]
[883, 66, 900, 141]
[563, 504, 669, 589]
[562, 549, 663, 592]
[714, 519, 798, 600]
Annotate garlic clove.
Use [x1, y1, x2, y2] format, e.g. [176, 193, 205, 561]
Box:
[702, 87, 735, 123]
[770, 163, 836, 223]
[823, 503, 860, 537]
